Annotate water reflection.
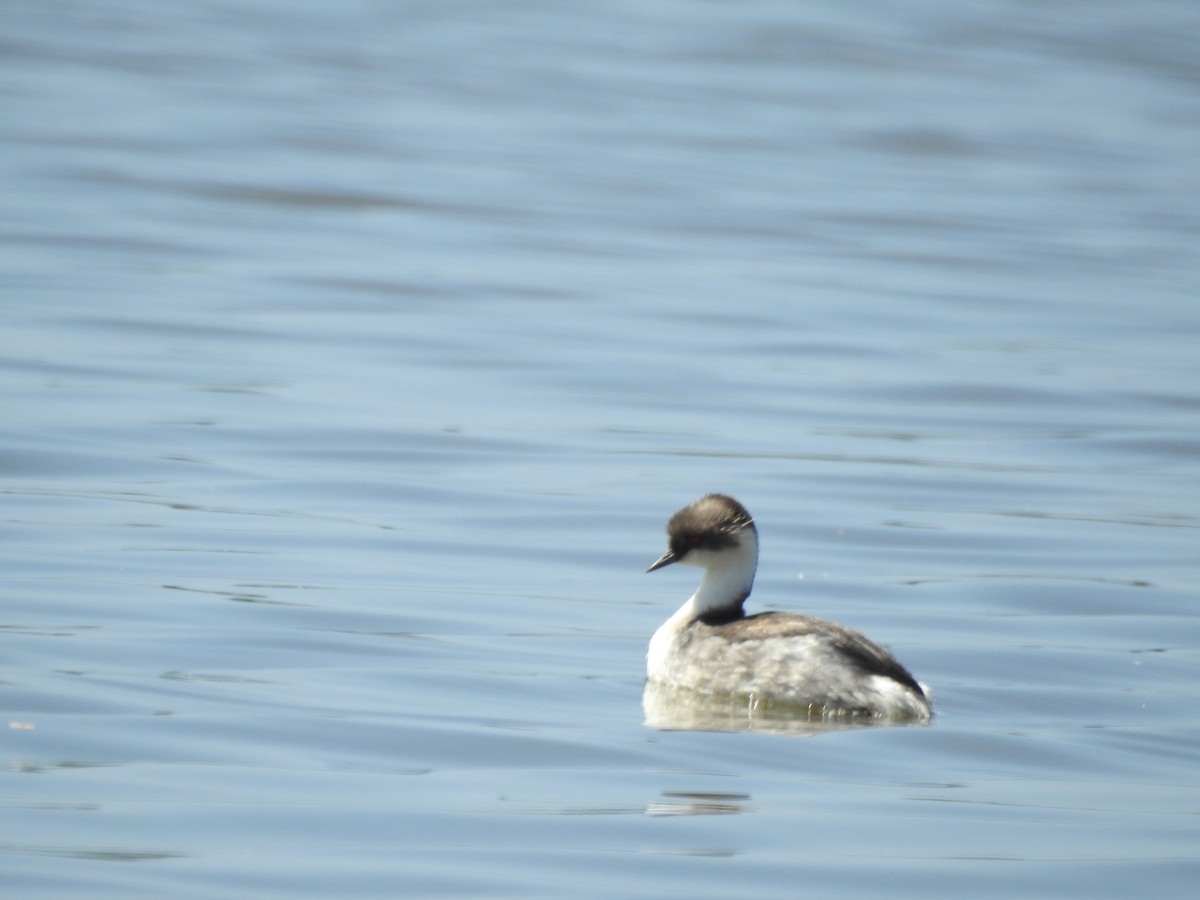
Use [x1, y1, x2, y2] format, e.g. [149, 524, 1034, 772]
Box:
[646, 790, 753, 818]
[642, 681, 931, 736]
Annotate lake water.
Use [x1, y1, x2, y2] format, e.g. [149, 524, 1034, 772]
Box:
[3, 0, 1198, 896]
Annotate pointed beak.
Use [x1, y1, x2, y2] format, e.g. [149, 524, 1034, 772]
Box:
[646, 549, 677, 573]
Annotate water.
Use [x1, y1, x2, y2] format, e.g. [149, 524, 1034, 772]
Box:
[3, 0, 1199, 896]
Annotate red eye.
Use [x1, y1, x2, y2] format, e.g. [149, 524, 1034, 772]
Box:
[688, 535, 701, 546]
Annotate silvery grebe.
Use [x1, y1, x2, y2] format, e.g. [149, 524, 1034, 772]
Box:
[647, 493, 932, 720]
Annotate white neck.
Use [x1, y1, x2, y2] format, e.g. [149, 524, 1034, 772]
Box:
[647, 528, 758, 678]
[682, 527, 759, 620]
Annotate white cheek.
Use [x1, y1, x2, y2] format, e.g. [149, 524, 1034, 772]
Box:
[680, 548, 715, 567]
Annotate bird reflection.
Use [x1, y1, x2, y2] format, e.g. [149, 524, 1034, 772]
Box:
[646, 790, 752, 818]
[643, 680, 930, 736]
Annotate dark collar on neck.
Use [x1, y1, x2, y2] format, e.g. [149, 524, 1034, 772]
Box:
[696, 591, 750, 626]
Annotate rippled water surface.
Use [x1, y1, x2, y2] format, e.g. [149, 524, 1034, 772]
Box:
[3, 1, 1198, 896]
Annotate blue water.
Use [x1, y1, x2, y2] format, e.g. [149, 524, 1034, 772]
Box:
[3, 0, 1198, 896]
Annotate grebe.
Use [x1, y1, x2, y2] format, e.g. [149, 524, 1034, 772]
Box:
[647, 493, 932, 720]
